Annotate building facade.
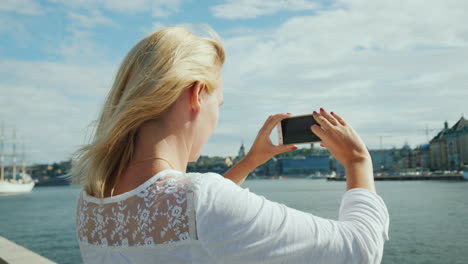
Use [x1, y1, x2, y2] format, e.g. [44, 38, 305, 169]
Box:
[278, 155, 331, 176]
[429, 116, 468, 170]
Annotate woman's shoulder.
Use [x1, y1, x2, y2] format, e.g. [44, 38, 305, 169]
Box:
[185, 171, 250, 193]
[184, 171, 254, 218]
[75, 170, 243, 208]
[185, 171, 224, 182]
[185, 171, 224, 179]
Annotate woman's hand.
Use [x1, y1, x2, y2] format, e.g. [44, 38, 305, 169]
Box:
[244, 113, 298, 167]
[311, 108, 372, 168]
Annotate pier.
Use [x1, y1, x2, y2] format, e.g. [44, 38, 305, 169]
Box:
[327, 174, 464, 181]
[0, 236, 56, 264]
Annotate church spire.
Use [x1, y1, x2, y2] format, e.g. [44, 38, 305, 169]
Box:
[238, 140, 245, 158]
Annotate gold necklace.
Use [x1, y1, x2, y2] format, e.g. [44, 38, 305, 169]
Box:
[110, 157, 176, 198]
[128, 156, 176, 170]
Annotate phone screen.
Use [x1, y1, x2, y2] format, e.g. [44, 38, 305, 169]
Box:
[280, 114, 322, 144]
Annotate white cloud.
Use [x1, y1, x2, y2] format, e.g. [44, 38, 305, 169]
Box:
[0, 60, 117, 164]
[68, 9, 114, 28]
[211, 0, 468, 156]
[50, 0, 183, 17]
[0, 60, 115, 98]
[141, 22, 166, 35]
[151, 22, 166, 30]
[149, 0, 182, 17]
[53, 27, 109, 63]
[0, 0, 42, 43]
[211, 0, 320, 19]
[2, 0, 468, 164]
[0, 0, 44, 15]
[0, 15, 31, 45]
[0, 83, 101, 164]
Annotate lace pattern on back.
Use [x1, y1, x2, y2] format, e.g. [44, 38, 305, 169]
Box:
[76, 172, 202, 247]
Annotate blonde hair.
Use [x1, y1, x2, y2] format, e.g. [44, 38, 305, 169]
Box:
[69, 25, 226, 198]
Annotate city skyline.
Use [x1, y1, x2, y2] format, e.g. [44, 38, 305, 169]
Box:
[1, 0, 467, 164]
[0, 115, 465, 166]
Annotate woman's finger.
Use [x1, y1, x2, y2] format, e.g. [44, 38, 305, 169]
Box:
[330, 111, 347, 126]
[260, 113, 291, 136]
[274, 143, 298, 154]
[310, 123, 331, 142]
[313, 111, 333, 131]
[319, 108, 339, 126]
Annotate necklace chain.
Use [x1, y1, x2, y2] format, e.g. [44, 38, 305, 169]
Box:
[128, 156, 176, 170]
[109, 156, 176, 198]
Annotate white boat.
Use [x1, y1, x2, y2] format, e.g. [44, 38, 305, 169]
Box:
[0, 173, 35, 194]
[0, 124, 34, 194]
[306, 171, 331, 179]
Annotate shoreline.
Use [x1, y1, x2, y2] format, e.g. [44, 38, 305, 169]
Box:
[327, 174, 464, 181]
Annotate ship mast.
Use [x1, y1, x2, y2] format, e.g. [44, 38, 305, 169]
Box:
[1, 122, 4, 181]
[12, 127, 17, 181]
[22, 136, 26, 175]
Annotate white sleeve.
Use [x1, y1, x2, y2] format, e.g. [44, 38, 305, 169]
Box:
[193, 172, 390, 264]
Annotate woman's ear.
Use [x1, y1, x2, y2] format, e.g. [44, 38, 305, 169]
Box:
[189, 81, 206, 114]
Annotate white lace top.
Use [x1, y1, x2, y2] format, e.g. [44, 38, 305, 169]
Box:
[75, 169, 390, 264]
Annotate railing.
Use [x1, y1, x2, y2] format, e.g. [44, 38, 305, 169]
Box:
[0, 236, 56, 264]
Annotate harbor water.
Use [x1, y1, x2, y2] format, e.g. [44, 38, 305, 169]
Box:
[0, 179, 467, 264]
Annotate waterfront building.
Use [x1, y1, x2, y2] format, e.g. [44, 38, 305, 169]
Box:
[369, 149, 397, 172]
[411, 143, 431, 170]
[329, 156, 345, 177]
[267, 157, 278, 176]
[429, 116, 468, 170]
[278, 155, 330, 177]
[249, 157, 278, 178]
[397, 142, 412, 169]
[224, 156, 233, 167]
[233, 140, 246, 165]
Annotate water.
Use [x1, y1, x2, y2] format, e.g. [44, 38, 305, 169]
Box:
[1, 179, 467, 264]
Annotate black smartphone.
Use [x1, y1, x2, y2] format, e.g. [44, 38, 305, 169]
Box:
[276, 113, 322, 145]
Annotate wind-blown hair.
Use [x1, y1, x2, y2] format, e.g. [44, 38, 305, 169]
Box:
[69, 25, 226, 198]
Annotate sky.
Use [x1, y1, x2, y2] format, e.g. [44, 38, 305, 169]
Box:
[0, 0, 467, 165]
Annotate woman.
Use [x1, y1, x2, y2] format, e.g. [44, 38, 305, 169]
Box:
[72, 25, 389, 264]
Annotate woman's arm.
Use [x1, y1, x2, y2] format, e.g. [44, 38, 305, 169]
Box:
[225, 109, 377, 193]
[194, 172, 390, 264]
[311, 108, 376, 192]
[197, 109, 388, 263]
[224, 148, 376, 192]
[223, 113, 297, 186]
[223, 156, 257, 186]
[345, 158, 376, 192]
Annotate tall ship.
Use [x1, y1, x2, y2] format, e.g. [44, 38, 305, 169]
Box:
[0, 124, 34, 194]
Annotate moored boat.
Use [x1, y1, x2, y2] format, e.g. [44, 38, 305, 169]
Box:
[0, 124, 34, 194]
[0, 174, 35, 194]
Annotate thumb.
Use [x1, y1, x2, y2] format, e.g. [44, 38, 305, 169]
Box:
[277, 144, 298, 154]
